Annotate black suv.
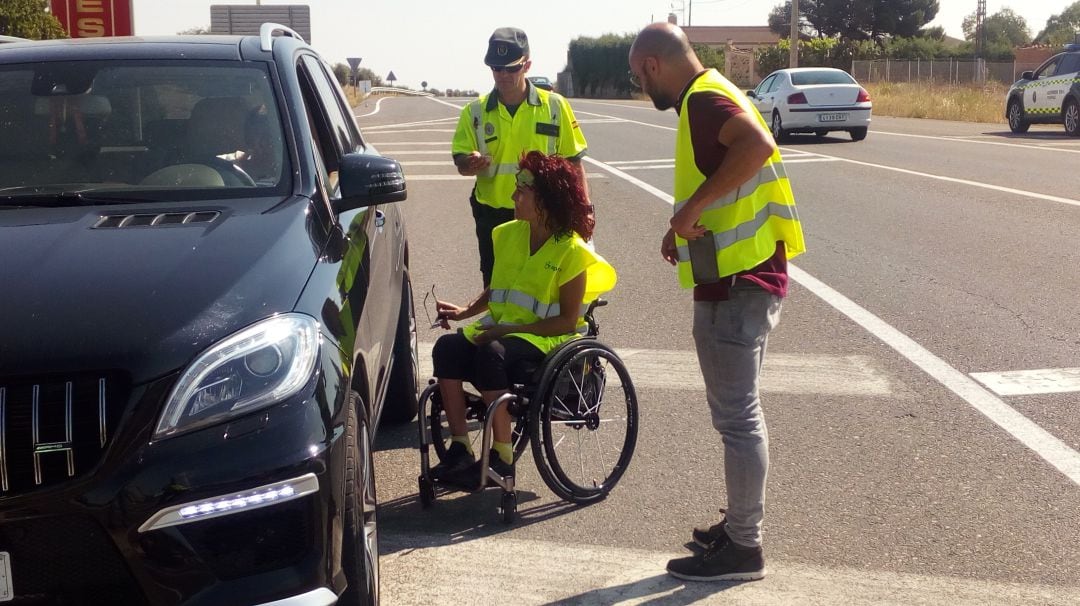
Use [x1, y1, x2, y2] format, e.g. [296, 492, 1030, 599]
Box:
[0, 24, 417, 606]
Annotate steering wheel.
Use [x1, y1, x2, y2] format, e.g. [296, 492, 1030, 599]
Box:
[204, 157, 256, 187]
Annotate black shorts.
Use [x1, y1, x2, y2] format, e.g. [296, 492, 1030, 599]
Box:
[432, 331, 545, 391]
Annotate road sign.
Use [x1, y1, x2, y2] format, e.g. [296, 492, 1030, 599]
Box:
[50, 0, 134, 38]
[387, 71, 398, 84]
[347, 57, 362, 70]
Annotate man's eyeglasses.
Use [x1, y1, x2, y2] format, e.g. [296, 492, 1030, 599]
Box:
[628, 70, 641, 89]
[491, 63, 526, 74]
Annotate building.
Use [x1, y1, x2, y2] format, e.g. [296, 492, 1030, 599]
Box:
[672, 14, 780, 86]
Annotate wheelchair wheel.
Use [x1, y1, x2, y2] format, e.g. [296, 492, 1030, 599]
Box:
[529, 341, 638, 504]
[429, 389, 529, 464]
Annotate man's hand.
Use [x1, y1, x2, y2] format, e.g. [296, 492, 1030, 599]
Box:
[660, 228, 678, 266]
[670, 204, 707, 240]
[455, 151, 492, 177]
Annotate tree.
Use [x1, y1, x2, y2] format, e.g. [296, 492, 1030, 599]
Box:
[0, 0, 66, 39]
[767, 0, 939, 41]
[1035, 1, 1080, 47]
[962, 8, 1030, 48]
[356, 67, 383, 87]
[692, 43, 725, 71]
[331, 63, 351, 86]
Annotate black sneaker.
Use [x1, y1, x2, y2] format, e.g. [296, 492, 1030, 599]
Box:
[691, 510, 728, 550]
[666, 532, 766, 582]
[445, 449, 513, 490]
[430, 441, 475, 481]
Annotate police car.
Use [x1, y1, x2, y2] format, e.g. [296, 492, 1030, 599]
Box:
[1005, 43, 1080, 136]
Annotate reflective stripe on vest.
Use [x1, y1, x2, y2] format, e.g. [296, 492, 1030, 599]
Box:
[673, 70, 805, 288]
[673, 161, 788, 214]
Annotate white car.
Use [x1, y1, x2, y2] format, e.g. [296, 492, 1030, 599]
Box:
[747, 67, 872, 142]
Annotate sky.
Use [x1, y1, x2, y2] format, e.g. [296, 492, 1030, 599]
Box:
[130, 0, 1070, 92]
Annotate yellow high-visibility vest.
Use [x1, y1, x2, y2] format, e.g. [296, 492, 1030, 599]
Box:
[463, 220, 616, 353]
[452, 84, 587, 209]
[674, 70, 805, 288]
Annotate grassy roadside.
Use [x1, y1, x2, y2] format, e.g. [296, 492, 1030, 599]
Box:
[864, 82, 1007, 124]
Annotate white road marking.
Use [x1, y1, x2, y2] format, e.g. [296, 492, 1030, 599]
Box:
[375, 150, 449, 155]
[576, 118, 627, 124]
[426, 96, 468, 111]
[362, 128, 455, 134]
[779, 148, 1080, 208]
[576, 110, 677, 131]
[617, 164, 674, 171]
[875, 130, 1080, 154]
[355, 97, 386, 118]
[580, 149, 1080, 487]
[382, 534, 1080, 605]
[971, 367, 1080, 396]
[790, 266, 1080, 486]
[365, 141, 449, 146]
[781, 157, 838, 164]
[416, 343, 894, 396]
[575, 99, 657, 111]
[365, 117, 458, 129]
[608, 159, 675, 165]
[399, 161, 455, 166]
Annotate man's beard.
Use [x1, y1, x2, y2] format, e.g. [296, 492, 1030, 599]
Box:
[648, 88, 675, 111]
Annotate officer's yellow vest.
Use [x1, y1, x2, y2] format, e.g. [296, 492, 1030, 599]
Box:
[673, 70, 805, 288]
[452, 85, 585, 209]
[462, 221, 617, 354]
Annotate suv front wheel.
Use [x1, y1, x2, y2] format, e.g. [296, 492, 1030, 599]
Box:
[1008, 98, 1030, 133]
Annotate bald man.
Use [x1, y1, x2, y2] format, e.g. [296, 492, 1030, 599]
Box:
[629, 23, 805, 583]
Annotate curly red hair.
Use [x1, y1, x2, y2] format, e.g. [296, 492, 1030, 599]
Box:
[517, 151, 594, 241]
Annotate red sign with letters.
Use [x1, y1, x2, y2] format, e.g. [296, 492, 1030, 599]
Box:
[50, 0, 134, 38]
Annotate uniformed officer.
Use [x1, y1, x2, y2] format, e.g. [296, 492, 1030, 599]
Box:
[452, 27, 589, 287]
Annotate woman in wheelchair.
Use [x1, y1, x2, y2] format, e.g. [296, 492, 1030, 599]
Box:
[430, 151, 617, 487]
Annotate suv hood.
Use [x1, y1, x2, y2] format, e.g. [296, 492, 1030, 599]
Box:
[0, 197, 325, 382]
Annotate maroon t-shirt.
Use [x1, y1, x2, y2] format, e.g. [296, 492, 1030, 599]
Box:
[676, 71, 788, 302]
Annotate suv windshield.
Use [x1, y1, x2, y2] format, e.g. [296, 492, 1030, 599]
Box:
[0, 60, 289, 203]
[791, 70, 856, 85]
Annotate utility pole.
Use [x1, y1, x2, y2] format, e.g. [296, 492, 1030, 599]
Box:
[974, 0, 986, 58]
[688, 0, 692, 27]
[789, 0, 799, 68]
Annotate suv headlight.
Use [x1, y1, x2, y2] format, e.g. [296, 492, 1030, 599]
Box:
[154, 314, 321, 440]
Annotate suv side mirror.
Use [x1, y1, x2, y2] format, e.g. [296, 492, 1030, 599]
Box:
[1021, 70, 1035, 80]
[338, 153, 407, 210]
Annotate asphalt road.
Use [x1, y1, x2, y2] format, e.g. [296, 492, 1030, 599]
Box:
[355, 94, 1080, 604]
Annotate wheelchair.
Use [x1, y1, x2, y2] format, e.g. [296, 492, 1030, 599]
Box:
[417, 299, 639, 522]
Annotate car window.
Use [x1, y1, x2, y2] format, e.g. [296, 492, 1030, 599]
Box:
[766, 75, 784, 93]
[1035, 56, 1061, 79]
[0, 61, 288, 199]
[298, 56, 341, 199]
[1059, 54, 1080, 75]
[300, 55, 359, 156]
[790, 70, 856, 85]
[755, 75, 776, 95]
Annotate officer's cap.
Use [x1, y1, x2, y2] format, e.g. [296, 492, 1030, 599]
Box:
[484, 27, 530, 67]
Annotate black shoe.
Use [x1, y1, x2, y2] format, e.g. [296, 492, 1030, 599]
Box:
[691, 510, 728, 550]
[666, 532, 766, 582]
[430, 442, 475, 481]
[445, 449, 513, 490]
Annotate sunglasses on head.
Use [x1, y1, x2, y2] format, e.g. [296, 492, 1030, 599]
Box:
[491, 62, 526, 74]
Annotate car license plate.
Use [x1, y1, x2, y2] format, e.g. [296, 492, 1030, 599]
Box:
[818, 113, 848, 122]
[0, 552, 11, 602]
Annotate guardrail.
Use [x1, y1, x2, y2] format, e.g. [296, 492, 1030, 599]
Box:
[369, 87, 433, 97]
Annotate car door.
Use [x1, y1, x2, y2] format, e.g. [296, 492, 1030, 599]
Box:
[1027, 55, 1062, 117]
[298, 55, 398, 414]
[751, 74, 777, 115]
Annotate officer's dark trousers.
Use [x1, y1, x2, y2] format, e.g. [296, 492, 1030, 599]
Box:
[470, 193, 515, 287]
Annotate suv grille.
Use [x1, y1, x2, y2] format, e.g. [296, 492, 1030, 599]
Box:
[0, 374, 127, 498]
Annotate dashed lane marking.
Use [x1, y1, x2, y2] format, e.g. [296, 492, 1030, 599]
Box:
[971, 367, 1080, 396]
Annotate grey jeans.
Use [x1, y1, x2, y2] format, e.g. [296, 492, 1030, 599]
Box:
[692, 283, 782, 548]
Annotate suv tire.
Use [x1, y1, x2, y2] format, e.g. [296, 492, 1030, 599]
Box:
[382, 273, 419, 424]
[341, 392, 378, 606]
[1064, 99, 1080, 137]
[1008, 98, 1030, 133]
